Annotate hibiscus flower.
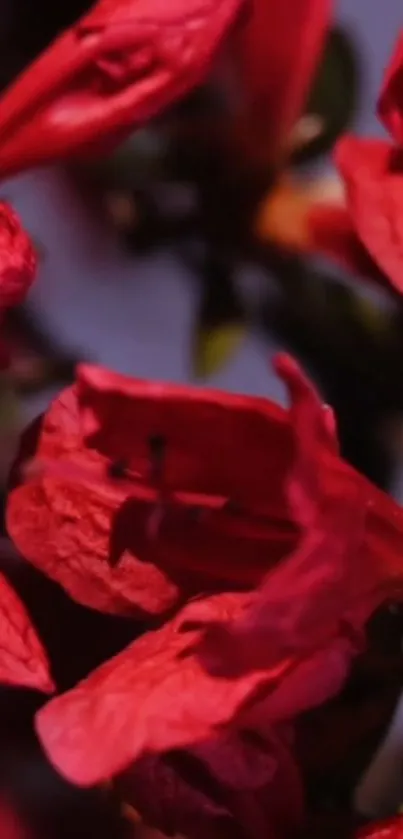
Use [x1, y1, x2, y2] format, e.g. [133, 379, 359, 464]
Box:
[6, 352, 403, 837]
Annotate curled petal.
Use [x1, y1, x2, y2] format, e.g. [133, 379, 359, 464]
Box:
[0, 204, 36, 310]
[335, 135, 403, 294]
[197, 355, 370, 678]
[0, 569, 53, 693]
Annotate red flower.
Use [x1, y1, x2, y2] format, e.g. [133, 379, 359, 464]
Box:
[15, 355, 402, 838]
[378, 31, 403, 147]
[0, 0, 331, 180]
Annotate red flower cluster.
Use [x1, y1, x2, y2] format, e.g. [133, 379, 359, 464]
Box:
[1, 352, 403, 836]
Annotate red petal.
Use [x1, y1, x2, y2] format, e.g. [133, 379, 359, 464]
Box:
[9, 355, 403, 624]
[7, 364, 299, 616]
[0, 0, 241, 180]
[0, 203, 36, 310]
[378, 31, 403, 146]
[335, 135, 403, 294]
[356, 818, 403, 839]
[0, 570, 53, 693]
[230, 0, 332, 165]
[35, 588, 286, 785]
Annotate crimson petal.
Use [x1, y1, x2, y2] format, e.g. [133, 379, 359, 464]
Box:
[0, 569, 53, 693]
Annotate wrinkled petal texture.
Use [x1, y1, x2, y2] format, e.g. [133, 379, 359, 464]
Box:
[35, 357, 403, 791]
[335, 135, 403, 294]
[378, 31, 403, 146]
[7, 362, 302, 616]
[0, 569, 53, 693]
[230, 0, 332, 166]
[0, 203, 36, 310]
